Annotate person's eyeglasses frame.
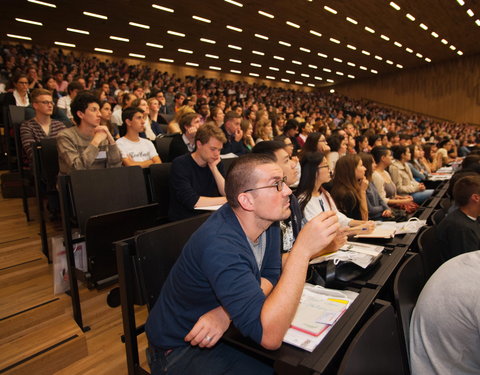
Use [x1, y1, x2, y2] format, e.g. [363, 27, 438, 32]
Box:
[243, 176, 288, 193]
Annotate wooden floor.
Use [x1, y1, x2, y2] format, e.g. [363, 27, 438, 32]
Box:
[0, 189, 149, 374]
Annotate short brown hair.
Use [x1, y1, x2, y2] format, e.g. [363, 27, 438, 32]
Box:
[453, 175, 480, 207]
[225, 153, 276, 208]
[224, 111, 241, 124]
[195, 123, 226, 145]
[179, 112, 201, 133]
[31, 88, 52, 102]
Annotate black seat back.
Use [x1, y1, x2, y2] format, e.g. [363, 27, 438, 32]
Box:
[154, 135, 175, 162]
[220, 156, 237, 174]
[430, 208, 446, 226]
[38, 137, 59, 191]
[417, 226, 443, 278]
[135, 213, 211, 309]
[337, 303, 407, 375]
[148, 163, 171, 220]
[70, 166, 148, 234]
[393, 254, 426, 362]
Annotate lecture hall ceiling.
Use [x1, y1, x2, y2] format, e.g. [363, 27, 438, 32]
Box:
[1, 0, 479, 88]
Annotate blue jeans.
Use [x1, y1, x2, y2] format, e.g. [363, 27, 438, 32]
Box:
[148, 342, 274, 375]
[412, 189, 434, 205]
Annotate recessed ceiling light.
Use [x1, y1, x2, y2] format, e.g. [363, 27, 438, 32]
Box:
[286, 70, 295, 74]
[286, 21, 300, 28]
[394, 41, 402, 47]
[308, 64, 318, 69]
[28, 0, 56, 7]
[249, 72, 259, 77]
[386, 60, 394, 64]
[273, 55, 285, 61]
[308, 83, 315, 87]
[336, 71, 344, 76]
[374, 55, 383, 60]
[252, 50, 265, 55]
[324, 6, 337, 14]
[168, 30, 185, 37]
[192, 15, 211, 23]
[129, 53, 145, 59]
[301, 73, 310, 77]
[405, 47, 413, 53]
[346, 17, 358, 24]
[230, 69, 242, 74]
[159, 58, 174, 62]
[67, 27, 89, 34]
[333, 57, 342, 62]
[279, 41, 291, 47]
[178, 48, 193, 54]
[255, 33, 269, 40]
[318, 52, 328, 58]
[200, 38, 216, 44]
[129, 22, 150, 29]
[224, 0, 243, 7]
[431, 31, 439, 38]
[314, 76, 322, 81]
[295, 81, 303, 85]
[250, 63, 262, 67]
[456, 0, 465, 5]
[292, 60, 302, 65]
[83, 11, 107, 19]
[441, 38, 448, 44]
[348, 74, 355, 79]
[228, 44, 242, 50]
[371, 69, 378, 74]
[323, 68, 331, 72]
[406, 13, 415, 21]
[390, 2, 401, 10]
[359, 66, 367, 70]
[281, 78, 290, 82]
[380, 34, 390, 41]
[146, 43, 163, 48]
[110, 36, 129, 42]
[266, 76, 275, 80]
[55, 41, 76, 47]
[186, 62, 199, 67]
[362, 50, 370, 55]
[419, 23, 428, 30]
[299, 47, 311, 53]
[226, 25, 243, 32]
[347, 44, 356, 50]
[425, 57, 432, 62]
[152, 4, 174, 13]
[229, 58, 242, 63]
[347, 62, 356, 67]
[15, 18, 43, 26]
[258, 10, 274, 18]
[457, 50, 463, 55]
[476, 19, 480, 26]
[327, 79, 334, 83]
[309, 30, 322, 37]
[396, 64, 403, 68]
[269, 67, 279, 71]
[95, 48, 113, 53]
[467, 9, 474, 17]
[210, 66, 221, 70]
[329, 38, 340, 44]
[449, 45, 456, 50]
[206, 54, 219, 59]
[364, 26, 375, 33]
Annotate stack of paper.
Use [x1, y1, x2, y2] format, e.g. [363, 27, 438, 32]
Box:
[310, 241, 383, 269]
[283, 284, 358, 351]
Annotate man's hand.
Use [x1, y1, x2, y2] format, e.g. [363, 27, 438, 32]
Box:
[208, 155, 221, 170]
[316, 227, 348, 257]
[382, 209, 393, 218]
[184, 306, 231, 348]
[293, 211, 339, 259]
[94, 125, 115, 145]
[418, 183, 426, 191]
[234, 128, 243, 142]
[360, 177, 369, 191]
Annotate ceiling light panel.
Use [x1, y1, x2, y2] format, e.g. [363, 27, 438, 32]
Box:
[258, 10, 274, 18]
[67, 27, 89, 34]
[16, 18, 43, 26]
[192, 15, 211, 23]
[83, 11, 107, 19]
[129, 22, 150, 29]
[200, 38, 216, 44]
[152, 5, 174, 13]
[28, 0, 56, 7]
[55, 41, 75, 47]
[167, 30, 185, 37]
[224, 0, 243, 7]
[226, 25, 242, 32]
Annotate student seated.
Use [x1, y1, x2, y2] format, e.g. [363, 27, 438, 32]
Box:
[116, 107, 161, 168]
[57, 91, 122, 175]
[168, 112, 201, 162]
[146, 153, 340, 374]
[436, 175, 480, 262]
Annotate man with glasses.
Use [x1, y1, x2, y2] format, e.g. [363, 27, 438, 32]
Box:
[20, 89, 66, 163]
[57, 92, 121, 175]
[146, 153, 339, 374]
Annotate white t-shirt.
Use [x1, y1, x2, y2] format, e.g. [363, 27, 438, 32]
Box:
[302, 190, 351, 228]
[116, 137, 158, 161]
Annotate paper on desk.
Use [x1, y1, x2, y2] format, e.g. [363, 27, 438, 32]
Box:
[355, 222, 396, 238]
[309, 242, 383, 269]
[194, 204, 223, 211]
[283, 284, 359, 352]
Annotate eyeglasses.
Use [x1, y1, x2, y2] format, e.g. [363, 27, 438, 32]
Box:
[243, 176, 287, 193]
[17, 81, 29, 85]
[35, 100, 54, 106]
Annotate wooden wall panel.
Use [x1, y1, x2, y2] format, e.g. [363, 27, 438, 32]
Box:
[335, 54, 480, 125]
